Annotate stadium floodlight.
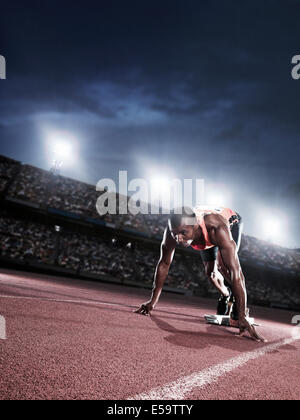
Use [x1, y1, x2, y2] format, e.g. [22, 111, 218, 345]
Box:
[53, 142, 73, 160]
[45, 130, 78, 175]
[51, 142, 73, 175]
[206, 193, 226, 207]
[259, 210, 289, 246]
[150, 176, 170, 196]
[262, 217, 281, 242]
[150, 176, 171, 210]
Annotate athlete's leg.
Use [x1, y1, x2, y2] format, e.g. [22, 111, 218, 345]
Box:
[217, 218, 246, 320]
[201, 247, 234, 315]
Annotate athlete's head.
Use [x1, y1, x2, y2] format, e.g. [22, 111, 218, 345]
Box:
[168, 207, 197, 247]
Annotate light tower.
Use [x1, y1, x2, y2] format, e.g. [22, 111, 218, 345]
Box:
[50, 159, 63, 175]
[50, 141, 73, 175]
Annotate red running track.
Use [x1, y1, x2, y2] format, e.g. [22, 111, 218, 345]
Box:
[0, 268, 299, 400]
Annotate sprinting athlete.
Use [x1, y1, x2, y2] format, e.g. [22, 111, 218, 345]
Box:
[135, 206, 266, 342]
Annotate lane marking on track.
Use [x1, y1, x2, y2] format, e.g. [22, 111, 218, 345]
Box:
[128, 334, 300, 400]
[0, 294, 199, 319]
[0, 294, 130, 309]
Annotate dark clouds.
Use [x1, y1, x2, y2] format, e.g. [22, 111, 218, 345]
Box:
[0, 0, 300, 245]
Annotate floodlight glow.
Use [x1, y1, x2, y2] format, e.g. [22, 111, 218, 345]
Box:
[258, 210, 289, 246]
[45, 129, 78, 169]
[53, 142, 73, 159]
[150, 177, 170, 196]
[263, 217, 280, 241]
[206, 193, 225, 207]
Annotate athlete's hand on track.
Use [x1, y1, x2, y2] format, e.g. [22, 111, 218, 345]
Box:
[134, 302, 153, 317]
[238, 317, 267, 343]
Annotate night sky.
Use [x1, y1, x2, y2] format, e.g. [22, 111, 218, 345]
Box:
[0, 0, 300, 246]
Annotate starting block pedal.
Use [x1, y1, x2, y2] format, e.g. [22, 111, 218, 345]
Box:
[204, 314, 257, 328]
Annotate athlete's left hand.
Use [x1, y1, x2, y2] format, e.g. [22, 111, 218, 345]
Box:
[238, 317, 267, 343]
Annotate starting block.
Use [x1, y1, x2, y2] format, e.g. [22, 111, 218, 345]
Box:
[204, 314, 257, 328]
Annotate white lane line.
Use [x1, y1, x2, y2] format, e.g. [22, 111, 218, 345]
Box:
[128, 335, 300, 400]
[0, 294, 195, 317]
[0, 294, 129, 309]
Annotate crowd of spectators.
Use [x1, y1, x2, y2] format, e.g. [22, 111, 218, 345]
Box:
[57, 231, 135, 279]
[7, 165, 122, 225]
[0, 212, 56, 265]
[143, 213, 168, 238]
[1, 156, 300, 274]
[240, 235, 300, 275]
[1, 210, 299, 309]
[3, 160, 170, 234]
[119, 199, 151, 234]
[7, 165, 49, 205]
[0, 155, 20, 193]
[242, 275, 300, 308]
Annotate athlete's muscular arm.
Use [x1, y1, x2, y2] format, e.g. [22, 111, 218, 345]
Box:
[134, 226, 176, 316]
[207, 215, 266, 342]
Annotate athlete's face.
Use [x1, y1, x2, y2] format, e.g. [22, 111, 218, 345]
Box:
[171, 224, 195, 247]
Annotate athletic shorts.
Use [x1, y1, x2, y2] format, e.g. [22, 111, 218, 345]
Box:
[200, 213, 243, 263]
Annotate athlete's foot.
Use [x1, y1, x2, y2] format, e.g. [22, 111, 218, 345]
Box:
[230, 300, 239, 321]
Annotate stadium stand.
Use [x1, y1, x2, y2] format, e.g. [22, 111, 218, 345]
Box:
[0, 155, 20, 195]
[0, 208, 300, 309]
[7, 164, 119, 223]
[240, 235, 300, 275]
[0, 211, 56, 265]
[0, 154, 299, 310]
